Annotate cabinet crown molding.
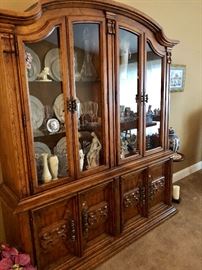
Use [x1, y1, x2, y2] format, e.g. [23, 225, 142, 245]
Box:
[0, 0, 179, 47]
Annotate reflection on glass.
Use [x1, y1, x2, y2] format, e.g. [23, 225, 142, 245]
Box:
[25, 27, 69, 184]
[145, 42, 162, 150]
[119, 29, 139, 159]
[73, 23, 104, 171]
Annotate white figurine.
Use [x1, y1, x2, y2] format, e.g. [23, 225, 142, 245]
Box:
[87, 132, 102, 169]
[37, 67, 52, 81]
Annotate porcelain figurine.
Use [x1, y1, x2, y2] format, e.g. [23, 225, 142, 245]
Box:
[87, 132, 102, 169]
[37, 67, 52, 81]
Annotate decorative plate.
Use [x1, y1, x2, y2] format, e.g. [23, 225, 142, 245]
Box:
[53, 93, 65, 123]
[54, 137, 68, 177]
[44, 48, 61, 81]
[47, 118, 60, 133]
[34, 142, 51, 180]
[30, 95, 45, 130]
[25, 46, 41, 81]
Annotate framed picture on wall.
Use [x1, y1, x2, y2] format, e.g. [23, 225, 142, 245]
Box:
[170, 64, 186, 92]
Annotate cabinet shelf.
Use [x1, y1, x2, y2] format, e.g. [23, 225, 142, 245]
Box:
[34, 131, 65, 148]
[120, 120, 157, 131]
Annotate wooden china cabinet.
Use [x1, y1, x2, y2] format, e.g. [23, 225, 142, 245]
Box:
[0, 0, 178, 269]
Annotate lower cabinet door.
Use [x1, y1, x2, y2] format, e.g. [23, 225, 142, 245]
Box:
[79, 180, 116, 254]
[120, 168, 147, 231]
[148, 160, 172, 211]
[31, 196, 79, 270]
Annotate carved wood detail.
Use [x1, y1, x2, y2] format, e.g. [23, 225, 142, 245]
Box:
[107, 19, 116, 34]
[149, 178, 165, 201]
[88, 201, 108, 227]
[82, 201, 109, 238]
[166, 51, 172, 64]
[0, 33, 16, 54]
[123, 188, 140, 208]
[38, 209, 76, 252]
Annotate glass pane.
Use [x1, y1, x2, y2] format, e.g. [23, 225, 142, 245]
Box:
[119, 29, 139, 159]
[73, 23, 104, 171]
[24, 27, 69, 185]
[145, 42, 162, 150]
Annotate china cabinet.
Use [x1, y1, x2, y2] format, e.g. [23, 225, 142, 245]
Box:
[0, 0, 178, 269]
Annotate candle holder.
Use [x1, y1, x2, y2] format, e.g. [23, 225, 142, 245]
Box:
[172, 184, 181, 203]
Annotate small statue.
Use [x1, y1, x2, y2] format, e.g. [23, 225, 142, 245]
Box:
[120, 139, 128, 159]
[37, 67, 52, 81]
[87, 132, 102, 169]
[79, 149, 85, 171]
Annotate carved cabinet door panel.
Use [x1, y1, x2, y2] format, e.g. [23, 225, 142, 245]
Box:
[120, 169, 147, 231]
[148, 160, 172, 212]
[31, 196, 79, 270]
[79, 180, 116, 255]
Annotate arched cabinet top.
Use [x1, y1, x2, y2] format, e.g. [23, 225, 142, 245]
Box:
[0, 0, 179, 48]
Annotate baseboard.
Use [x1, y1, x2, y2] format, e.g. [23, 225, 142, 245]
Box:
[173, 161, 202, 183]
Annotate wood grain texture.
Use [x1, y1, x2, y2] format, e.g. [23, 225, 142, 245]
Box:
[0, 1, 178, 269]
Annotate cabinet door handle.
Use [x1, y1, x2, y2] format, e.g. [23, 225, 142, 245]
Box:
[67, 98, 77, 113]
[82, 201, 89, 239]
[69, 219, 76, 241]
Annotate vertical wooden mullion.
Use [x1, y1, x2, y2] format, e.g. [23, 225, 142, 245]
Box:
[142, 33, 147, 157]
[106, 12, 118, 167]
[165, 49, 172, 150]
[100, 20, 109, 171]
[60, 18, 75, 180]
[138, 33, 145, 157]
[160, 55, 167, 150]
[66, 17, 80, 179]
[115, 23, 121, 166]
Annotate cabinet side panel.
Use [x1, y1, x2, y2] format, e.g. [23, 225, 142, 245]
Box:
[0, 33, 29, 197]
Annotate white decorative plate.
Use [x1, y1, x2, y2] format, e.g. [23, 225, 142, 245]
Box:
[45, 48, 61, 81]
[34, 142, 51, 180]
[25, 46, 41, 81]
[30, 95, 45, 130]
[54, 137, 68, 177]
[53, 93, 65, 123]
[34, 142, 51, 156]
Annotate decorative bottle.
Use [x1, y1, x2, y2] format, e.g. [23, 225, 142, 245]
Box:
[41, 153, 52, 183]
[49, 155, 59, 180]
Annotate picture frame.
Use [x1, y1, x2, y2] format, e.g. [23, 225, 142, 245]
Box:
[170, 64, 186, 92]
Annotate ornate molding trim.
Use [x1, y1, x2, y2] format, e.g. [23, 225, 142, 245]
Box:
[149, 178, 165, 201]
[0, 0, 179, 47]
[38, 208, 76, 251]
[39, 222, 68, 251]
[166, 51, 172, 64]
[88, 202, 108, 227]
[107, 19, 116, 35]
[81, 201, 109, 238]
[123, 188, 140, 208]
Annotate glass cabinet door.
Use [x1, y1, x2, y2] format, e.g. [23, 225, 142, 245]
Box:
[73, 23, 106, 172]
[24, 27, 71, 186]
[118, 28, 140, 160]
[145, 42, 163, 151]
